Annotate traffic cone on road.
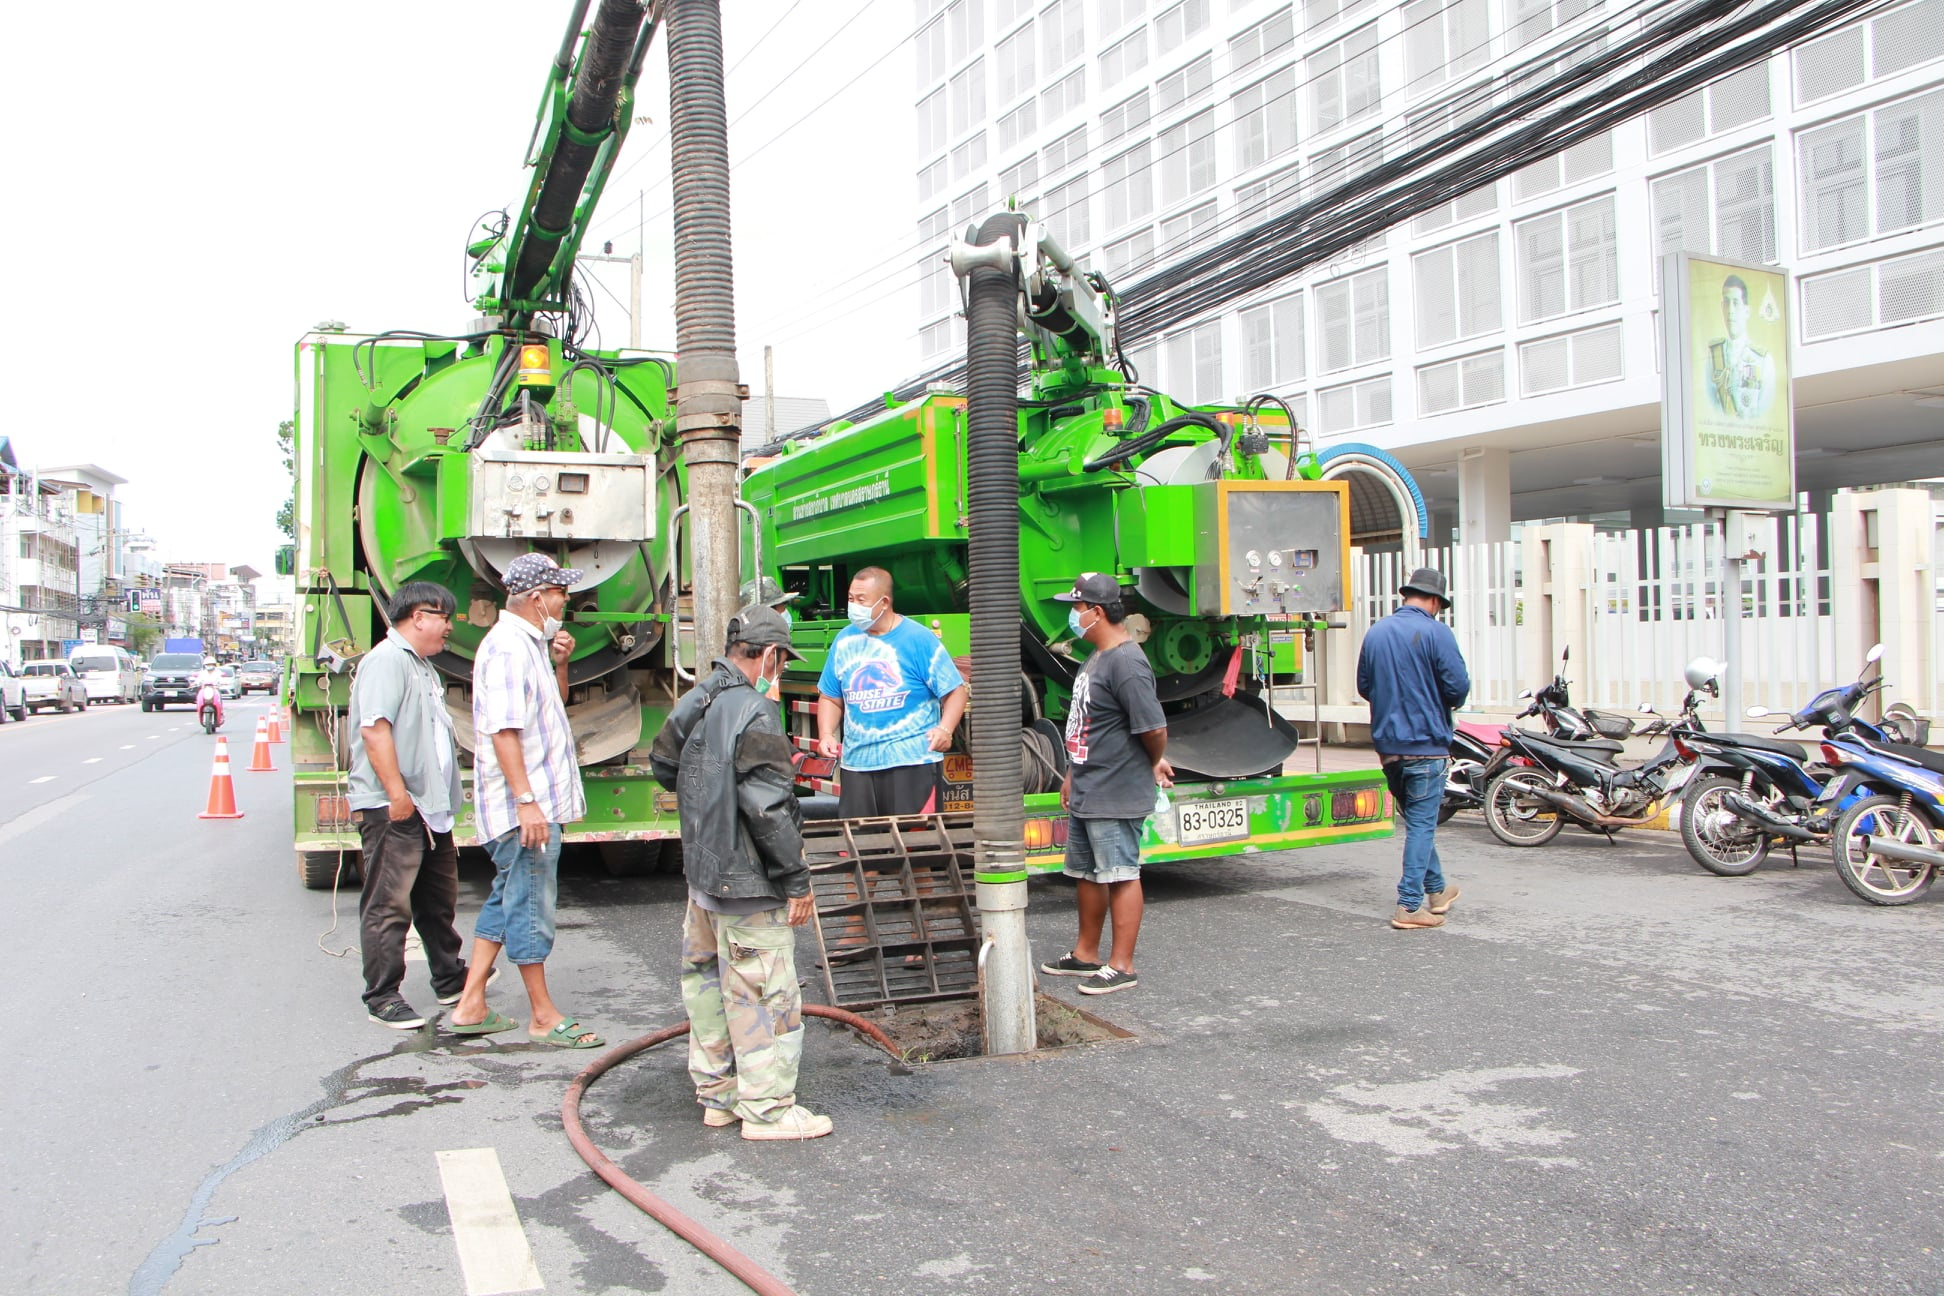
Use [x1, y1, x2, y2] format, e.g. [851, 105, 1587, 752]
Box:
[266, 706, 283, 744]
[247, 716, 277, 772]
[198, 737, 246, 820]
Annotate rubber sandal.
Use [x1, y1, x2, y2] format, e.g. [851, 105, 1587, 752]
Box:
[448, 1008, 518, 1036]
[531, 1017, 605, 1049]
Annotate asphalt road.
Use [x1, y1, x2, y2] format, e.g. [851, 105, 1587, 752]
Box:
[2, 719, 1940, 1296]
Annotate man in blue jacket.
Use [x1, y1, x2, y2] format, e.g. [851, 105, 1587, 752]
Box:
[1357, 567, 1471, 930]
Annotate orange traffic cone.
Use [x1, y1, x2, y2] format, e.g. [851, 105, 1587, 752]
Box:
[247, 716, 277, 772]
[199, 737, 246, 819]
[266, 706, 283, 744]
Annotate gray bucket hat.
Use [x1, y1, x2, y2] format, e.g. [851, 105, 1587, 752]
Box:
[1399, 566, 1451, 608]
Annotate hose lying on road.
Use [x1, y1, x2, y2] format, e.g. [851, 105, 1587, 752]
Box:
[560, 1004, 902, 1296]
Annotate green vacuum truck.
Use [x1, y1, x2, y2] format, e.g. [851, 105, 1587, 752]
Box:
[283, 1, 1390, 889]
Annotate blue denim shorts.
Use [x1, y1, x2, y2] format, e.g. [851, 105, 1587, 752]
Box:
[474, 824, 561, 965]
[1062, 816, 1145, 884]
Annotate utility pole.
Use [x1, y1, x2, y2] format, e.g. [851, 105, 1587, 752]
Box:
[764, 345, 775, 440]
[580, 250, 644, 350]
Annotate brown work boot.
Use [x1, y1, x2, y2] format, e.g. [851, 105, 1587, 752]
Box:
[1391, 905, 1445, 930]
[1427, 885, 1461, 915]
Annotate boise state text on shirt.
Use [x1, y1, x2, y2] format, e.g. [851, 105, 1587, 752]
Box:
[817, 619, 965, 772]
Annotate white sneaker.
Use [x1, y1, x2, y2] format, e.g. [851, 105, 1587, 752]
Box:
[740, 1106, 834, 1141]
[702, 1107, 739, 1129]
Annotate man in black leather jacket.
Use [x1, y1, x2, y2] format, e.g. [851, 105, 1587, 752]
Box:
[650, 606, 831, 1141]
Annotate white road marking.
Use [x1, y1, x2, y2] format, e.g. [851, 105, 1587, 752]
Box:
[83, 758, 102, 764]
[29, 776, 55, 784]
[0, 794, 88, 849]
[120, 744, 134, 750]
[435, 1148, 544, 1295]
[147, 735, 160, 741]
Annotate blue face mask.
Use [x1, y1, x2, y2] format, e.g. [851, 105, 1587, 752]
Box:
[847, 598, 882, 631]
[779, 607, 792, 626]
[1067, 607, 1093, 639]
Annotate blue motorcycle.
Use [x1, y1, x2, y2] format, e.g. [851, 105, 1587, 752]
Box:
[1820, 719, 1944, 909]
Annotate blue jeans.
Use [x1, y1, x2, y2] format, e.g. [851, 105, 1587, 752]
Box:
[1394, 758, 1448, 911]
[475, 824, 561, 965]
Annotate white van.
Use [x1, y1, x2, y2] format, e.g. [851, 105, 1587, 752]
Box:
[68, 646, 141, 704]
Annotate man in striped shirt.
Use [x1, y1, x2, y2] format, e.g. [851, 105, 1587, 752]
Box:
[448, 553, 599, 1048]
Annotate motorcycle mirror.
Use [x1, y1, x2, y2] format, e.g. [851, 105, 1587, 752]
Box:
[1561, 645, 1571, 663]
[1518, 689, 1532, 699]
[1745, 706, 1772, 718]
[1865, 643, 1884, 665]
[1638, 701, 1654, 713]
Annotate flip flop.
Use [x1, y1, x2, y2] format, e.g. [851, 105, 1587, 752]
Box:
[531, 1017, 605, 1049]
[447, 1008, 518, 1036]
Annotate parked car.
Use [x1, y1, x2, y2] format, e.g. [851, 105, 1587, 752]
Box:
[141, 652, 204, 711]
[0, 661, 25, 723]
[237, 660, 280, 695]
[217, 664, 241, 699]
[20, 660, 87, 714]
[68, 646, 141, 704]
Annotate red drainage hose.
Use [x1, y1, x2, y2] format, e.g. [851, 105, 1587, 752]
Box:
[560, 1004, 902, 1296]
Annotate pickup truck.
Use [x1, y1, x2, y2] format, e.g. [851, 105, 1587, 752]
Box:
[20, 660, 87, 714]
[0, 661, 25, 722]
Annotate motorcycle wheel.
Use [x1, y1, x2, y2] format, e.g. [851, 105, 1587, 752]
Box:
[1680, 777, 1770, 877]
[1832, 795, 1937, 906]
[1484, 769, 1564, 847]
[202, 710, 217, 735]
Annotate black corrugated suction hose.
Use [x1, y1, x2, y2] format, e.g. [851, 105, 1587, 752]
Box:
[964, 213, 1027, 868]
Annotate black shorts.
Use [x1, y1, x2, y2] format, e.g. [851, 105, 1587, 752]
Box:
[838, 763, 942, 818]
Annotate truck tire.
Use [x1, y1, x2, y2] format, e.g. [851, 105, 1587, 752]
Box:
[599, 838, 681, 878]
[8, 704, 22, 722]
[58, 696, 73, 714]
[299, 850, 363, 890]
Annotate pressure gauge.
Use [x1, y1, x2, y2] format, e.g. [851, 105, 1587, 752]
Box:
[507, 474, 526, 492]
[534, 475, 551, 494]
[1268, 550, 1284, 567]
[1245, 549, 1262, 569]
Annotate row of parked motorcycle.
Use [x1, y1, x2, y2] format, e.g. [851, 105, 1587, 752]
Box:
[1439, 644, 1944, 906]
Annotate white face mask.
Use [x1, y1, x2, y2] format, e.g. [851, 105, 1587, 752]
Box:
[847, 598, 883, 631]
[541, 614, 562, 638]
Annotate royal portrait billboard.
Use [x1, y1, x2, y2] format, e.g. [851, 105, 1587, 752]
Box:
[1660, 253, 1795, 513]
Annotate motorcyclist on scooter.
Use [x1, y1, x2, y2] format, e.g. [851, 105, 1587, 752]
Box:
[195, 656, 226, 728]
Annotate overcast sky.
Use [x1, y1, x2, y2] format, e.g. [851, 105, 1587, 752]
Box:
[3, 1, 915, 582]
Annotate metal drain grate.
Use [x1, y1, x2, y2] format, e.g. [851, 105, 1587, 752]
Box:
[803, 813, 981, 1008]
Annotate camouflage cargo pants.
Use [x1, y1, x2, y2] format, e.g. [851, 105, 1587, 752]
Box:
[680, 898, 804, 1124]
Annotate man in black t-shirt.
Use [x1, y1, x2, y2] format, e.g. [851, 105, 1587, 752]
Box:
[1039, 573, 1173, 996]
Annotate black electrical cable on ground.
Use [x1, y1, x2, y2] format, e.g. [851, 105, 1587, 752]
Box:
[560, 1005, 902, 1296]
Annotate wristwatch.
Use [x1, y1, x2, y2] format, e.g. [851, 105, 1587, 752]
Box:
[515, 792, 538, 806]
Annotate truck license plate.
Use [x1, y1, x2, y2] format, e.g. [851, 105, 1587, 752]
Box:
[1177, 798, 1248, 845]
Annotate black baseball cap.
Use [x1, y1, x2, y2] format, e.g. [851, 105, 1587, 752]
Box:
[726, 605, 805, 659]
[1052, 572, 1127, 606]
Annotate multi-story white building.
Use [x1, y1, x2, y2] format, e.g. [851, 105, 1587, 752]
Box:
[0, 478, 80, 666]
[911, 0, 1944, 538]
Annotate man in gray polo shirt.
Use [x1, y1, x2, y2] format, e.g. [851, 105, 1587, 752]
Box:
[348, 581, 475, 1029]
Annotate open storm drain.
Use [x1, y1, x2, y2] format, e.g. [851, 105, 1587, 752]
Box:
[863, 992, 1134, 1063]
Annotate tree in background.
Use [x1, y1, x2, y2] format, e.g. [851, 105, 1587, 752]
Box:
[126, 612, 162, 658]
[276, 420, 295, 542]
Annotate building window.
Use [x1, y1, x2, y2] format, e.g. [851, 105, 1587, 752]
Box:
[1041, 0, 1086, 72]
[1651, 145, 1777, 266]
[1042, 65, 1087, 121]
[1236, 164, 1302, 221]
[1232, 66, 1297, 171]
[1518, 321, 1623, 395]
[1798, 89, 1944, 254]
[919, 206, 951, 244]
[996, 22, 1037, 104]
[1647, 64, 1771, 156]
[951, 183, 990, 227]
[1042, 124, 1088, 176]
[916, 18, 948, 89]
[1040, 174, 1090, 245]
[918, 89, 948, 158]
[1104, 228, 1158, 278]
[1801, 244, 1944, 339]
[1163, 320, 1224, 403]
[951, 131, 988, 179]
[1101, 26, 1149, 87]
[1103, 141, 1155, 229]
[1240, 291, 1305, 388]
[1102, 89, 1151, 144]
[1230, 8, 1295, 77]
[1100, 0, 1147, 36]
[1793, 0, 1944, 106]
[1513, 131, 1612, 202]
[919, 158, 949, 201]
[1316, 265, 1390, 372]
[922, 315, 968, 357]
[999, 99, 1039, 151]
[1413, 231, 1502, 349]
[949, 59, 986, 136]
[1156, 0, 1210, 54]
[1160, 199, 1218, 256]
[1507, 0, 1599, 51]
[1404, 0, 1489, 94]
[947, 0, 983, 62]
[1309, 129, 1383, 199]
[1001, 153, 1039, 199]
[1158, 108, 1216, 205]
[1515, 195, 1617, 324]
[1413, 181, 1498, 235]
[920, 256, 956, 315]
[1317, 375, 1392, 433]
[1310, 23, 1381, 132]
[992, 0, 1032, 22]
[1417, 350, 1505, 414]
[1156, 53, 1214, 113]
[1304, 0, 1380, 34]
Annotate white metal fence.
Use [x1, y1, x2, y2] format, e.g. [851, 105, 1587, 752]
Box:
[1351, 543, 1523, 709]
